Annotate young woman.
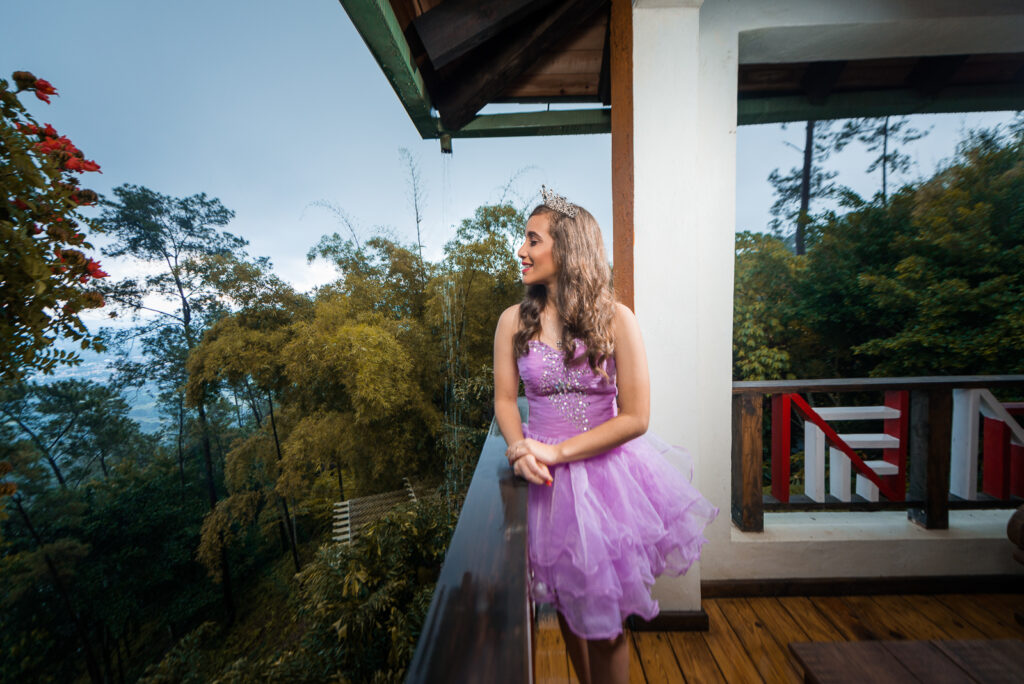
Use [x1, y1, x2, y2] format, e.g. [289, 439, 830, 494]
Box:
[493, 188, 717, 684]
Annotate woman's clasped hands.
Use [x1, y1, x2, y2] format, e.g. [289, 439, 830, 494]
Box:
[506, 438, 560, 486]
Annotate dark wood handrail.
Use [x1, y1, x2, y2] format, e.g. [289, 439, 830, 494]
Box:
[734, 375, 1024, 394]
[406, 401, 532, 684]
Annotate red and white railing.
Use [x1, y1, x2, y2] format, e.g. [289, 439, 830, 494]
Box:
[732, 376, 1024, 532]
[951, 390, 1024, 500]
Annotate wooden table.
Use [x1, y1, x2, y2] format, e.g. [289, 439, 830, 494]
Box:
[790, 640, 1024, 683]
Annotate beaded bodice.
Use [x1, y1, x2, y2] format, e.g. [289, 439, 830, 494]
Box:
[518, 340, 617, 439]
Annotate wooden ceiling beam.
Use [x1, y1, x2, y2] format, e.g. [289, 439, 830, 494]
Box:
[432, 0, 607, 131]
[905, 55, 970, 97]
[598, 7, 611, 106]
[412, 0, 556, 71]
[800, 60, 846, 105]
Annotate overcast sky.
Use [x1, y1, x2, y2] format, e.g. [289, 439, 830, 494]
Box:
[4, 0, 1017, 316]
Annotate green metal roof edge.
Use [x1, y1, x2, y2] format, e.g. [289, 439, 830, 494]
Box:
[446, 108, 611, 138]
[338, 1, 610, 139]
[739, 84, 1024, 125]
[339, 0, 436, 138]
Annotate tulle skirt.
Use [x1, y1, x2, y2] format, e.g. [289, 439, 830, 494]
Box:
[525, 426, 718, 640]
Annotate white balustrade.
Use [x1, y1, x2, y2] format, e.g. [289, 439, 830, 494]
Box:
[804, 406, 902, 503]
[950, 388, 1024, 500]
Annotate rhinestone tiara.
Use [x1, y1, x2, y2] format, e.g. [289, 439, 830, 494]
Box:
[541, 185, 579, 218]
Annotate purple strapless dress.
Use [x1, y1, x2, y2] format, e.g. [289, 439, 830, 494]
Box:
[518, 340, 718, 640]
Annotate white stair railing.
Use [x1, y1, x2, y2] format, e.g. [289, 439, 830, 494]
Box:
[805, 405, 902, 503]
[950, 389, 1024, 500]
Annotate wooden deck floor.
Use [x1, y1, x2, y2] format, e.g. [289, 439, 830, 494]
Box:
[535, 593, 1024, 683]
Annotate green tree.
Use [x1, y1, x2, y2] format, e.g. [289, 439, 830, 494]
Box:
[835, 116, 928, 204]
[741, 121, 1024, 379]
[767, 119, 848, 255]
[97, 183, 244, 620]
[732, 232, 802, 380]
[851, 127, 1024, 375]
[1, 71, 107, 382]
[187, 258, 312, 574]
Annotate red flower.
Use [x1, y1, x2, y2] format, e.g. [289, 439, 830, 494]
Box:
[30, 224, 43, 235]
[85, 259, 109, 279]
[15, 122, 39, 135]
[42, 124, 58, 138]
[36, 135, 79, 156]
[12, 198, 29, 211]
[34, 79, 57, 103]
[64, 157, 101, 173]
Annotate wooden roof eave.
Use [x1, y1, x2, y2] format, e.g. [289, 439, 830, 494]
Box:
[340, 0, 610, 140]
[739, 82, 1024, 125]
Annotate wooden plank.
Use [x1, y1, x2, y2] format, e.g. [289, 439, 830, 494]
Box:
[935, 595, 1024, 639]
[777, 596, 847, 642]
[733, 376, 1024, 394]
[666, 632, 727, 684]
[931, 639, 1024, 684]
[717, 598, 803, 683]
[519, 50, 604, 76]
[732, 394, 765, 531]
[888, 595, 987, 640]
[866, 595, 951, 641]
[810, 596, 885, 641]
[432, 0, 605, 130]
[535, 611, 572, 683]
[702, 600, 765, 683]
[789, 642, 919, 684]
[412, 0, 555, 70]
[610, 0, 633, 310]
[746, 597, 815, 677]
[631, 632, 684, 682]
[879, 641, 974, 684]
[502, 74, 600, 98]
[960, 594, 1024, 637]
[626, 631, 647, 684]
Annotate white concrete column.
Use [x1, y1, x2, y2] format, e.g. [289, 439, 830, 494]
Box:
[633, 0, 737, 611]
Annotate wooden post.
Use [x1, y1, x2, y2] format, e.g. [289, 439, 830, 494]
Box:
[732, 394, 764, 532]
[908, 389, 952, 529]
[610, 0, 633, 310]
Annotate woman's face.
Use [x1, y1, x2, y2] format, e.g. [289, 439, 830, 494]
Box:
[518, 213, 557, 287]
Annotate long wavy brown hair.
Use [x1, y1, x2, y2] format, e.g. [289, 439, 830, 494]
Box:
[512, 204, 616, 376]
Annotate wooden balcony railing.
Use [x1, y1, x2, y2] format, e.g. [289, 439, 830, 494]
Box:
[406, 401, 531, 684]
[732, 376, 1024, 532]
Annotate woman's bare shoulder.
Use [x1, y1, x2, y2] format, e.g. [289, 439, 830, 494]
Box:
[612, 302, 639, 328]
[612, 302, 643, 348]
[496, 303, 521, 335]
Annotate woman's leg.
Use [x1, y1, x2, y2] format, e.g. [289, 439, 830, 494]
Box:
[586, 631, 628, 684]
[558, 612, 591, 684]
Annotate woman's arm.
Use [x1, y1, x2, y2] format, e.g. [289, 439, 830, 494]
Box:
[509, 303, 650, 466]
[494, 305, 551, 484]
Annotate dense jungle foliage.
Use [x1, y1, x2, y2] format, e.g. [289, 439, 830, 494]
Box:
[734, 119, 1024, 381]
[1, 185, 523, 681]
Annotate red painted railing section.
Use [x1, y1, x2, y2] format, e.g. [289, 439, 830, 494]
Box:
[983, 404, 1024, 499]
[787, 393, 898, 500]
[771, 394, 791, 502]
[883, 390, 909, 501]
[769, 391, 907, 503]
